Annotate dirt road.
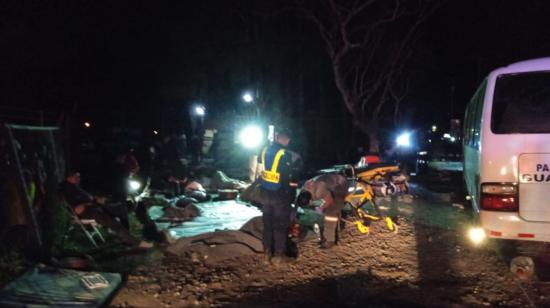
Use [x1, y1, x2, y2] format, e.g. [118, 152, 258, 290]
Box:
[110, 193, 550, 307]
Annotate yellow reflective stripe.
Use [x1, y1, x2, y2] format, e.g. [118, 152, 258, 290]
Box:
[270, 149, 285, 172]
[261, 170, 280, 183]
[261, 147, 267, 165]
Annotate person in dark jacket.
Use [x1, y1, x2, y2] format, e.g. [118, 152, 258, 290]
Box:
[257, 129, 295, 265]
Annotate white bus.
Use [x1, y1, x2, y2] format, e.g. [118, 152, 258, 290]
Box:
[463, 57, 550, 243]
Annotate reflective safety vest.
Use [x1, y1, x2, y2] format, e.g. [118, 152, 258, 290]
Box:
[260, 146, 286, 191]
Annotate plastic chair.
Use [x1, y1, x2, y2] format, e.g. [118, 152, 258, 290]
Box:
[63, 201, 106, 248]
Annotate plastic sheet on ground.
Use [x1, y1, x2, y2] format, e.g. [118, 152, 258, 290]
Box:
[149, 200, 262, 239]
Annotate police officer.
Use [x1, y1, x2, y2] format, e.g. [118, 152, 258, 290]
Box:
[298, 173, 348, 249]
[258, 128, 294, 265]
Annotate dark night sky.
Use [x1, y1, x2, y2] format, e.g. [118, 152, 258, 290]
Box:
[2, 0, 550, 132]
[425, 0, 550, 117]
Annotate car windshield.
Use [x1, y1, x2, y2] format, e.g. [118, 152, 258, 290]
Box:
[492, 70, 550, 134]
[430, 141, 462, 161]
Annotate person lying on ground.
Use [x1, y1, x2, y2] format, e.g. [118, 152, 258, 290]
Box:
[59, 170, 153, 248]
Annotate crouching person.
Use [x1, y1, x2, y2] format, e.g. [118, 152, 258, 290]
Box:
[298, 173, 348, 249]
[60, 170, 153, 249]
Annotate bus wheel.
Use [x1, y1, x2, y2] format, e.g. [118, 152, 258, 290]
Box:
[510, 256, 535, 280]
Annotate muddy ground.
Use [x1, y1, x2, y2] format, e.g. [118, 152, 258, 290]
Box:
[110, 193, 550, 308]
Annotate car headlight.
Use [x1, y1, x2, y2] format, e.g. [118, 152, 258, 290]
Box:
[396, 132, 412, 147]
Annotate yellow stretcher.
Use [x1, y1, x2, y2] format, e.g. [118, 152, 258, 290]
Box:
[344, 163, 406, 235]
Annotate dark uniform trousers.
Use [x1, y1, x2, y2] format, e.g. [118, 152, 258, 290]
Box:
[259, 188, 292, 256]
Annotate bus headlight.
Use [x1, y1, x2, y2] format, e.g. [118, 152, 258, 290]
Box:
[467, 227, 486, 245]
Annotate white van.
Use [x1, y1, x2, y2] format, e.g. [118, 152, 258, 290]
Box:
[463, 57, 550, 243]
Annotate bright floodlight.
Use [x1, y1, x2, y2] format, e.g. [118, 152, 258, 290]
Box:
[468, 227, 486, 245]
[84, 122, 91, 128]
[243, 92, 254, 103]
[194, 106, 205, 116]
[396, 132, 411, 147]
[128, 180, 141, 192]
[239, 125, 263, 149]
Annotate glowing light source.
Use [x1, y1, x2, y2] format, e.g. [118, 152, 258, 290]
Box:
[153, 130, 159, 135]
[468, 227, 486, 245]
[194, 105, 205, 116]
[128, 180, 141, 192]
[396, 132, 412, 147]
[239, 125, 263, 149]
[83, 122, 91, 128]
[243, 92, 254, 103]
[431, 125, 437, 132]
[268, 125, 275, 143]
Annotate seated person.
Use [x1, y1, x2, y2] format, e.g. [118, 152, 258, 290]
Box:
[59, 170, 152, 248]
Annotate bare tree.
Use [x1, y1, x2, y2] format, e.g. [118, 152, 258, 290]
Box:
[298, 0, 441, 152]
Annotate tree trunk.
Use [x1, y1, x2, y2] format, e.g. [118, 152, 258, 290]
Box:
[368, 130, 380, 153]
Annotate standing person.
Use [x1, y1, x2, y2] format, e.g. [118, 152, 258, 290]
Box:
[113, 148, 140, 203]
[189, 135, 202, 166]
[60, 170, 152, 248]
[257, 129, 295, 265]
[298, 173, 348, 249]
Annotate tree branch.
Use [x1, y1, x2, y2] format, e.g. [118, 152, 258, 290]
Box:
[301, 0, 443, 139]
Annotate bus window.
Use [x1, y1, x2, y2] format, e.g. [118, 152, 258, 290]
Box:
[472, 81, 486, 148]
[464, 79, 486, 148]
[462, 103, 472, 145]
[492, 71, 550, 134]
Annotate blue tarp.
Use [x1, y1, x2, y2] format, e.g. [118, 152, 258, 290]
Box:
[150, 200, 262, 239]
[0, 267, 121, 307]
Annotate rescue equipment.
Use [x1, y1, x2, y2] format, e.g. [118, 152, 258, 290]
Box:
[343, 164, 406, 234]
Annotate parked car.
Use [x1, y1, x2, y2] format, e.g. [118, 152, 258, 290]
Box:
[416, 136, 463, 191]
